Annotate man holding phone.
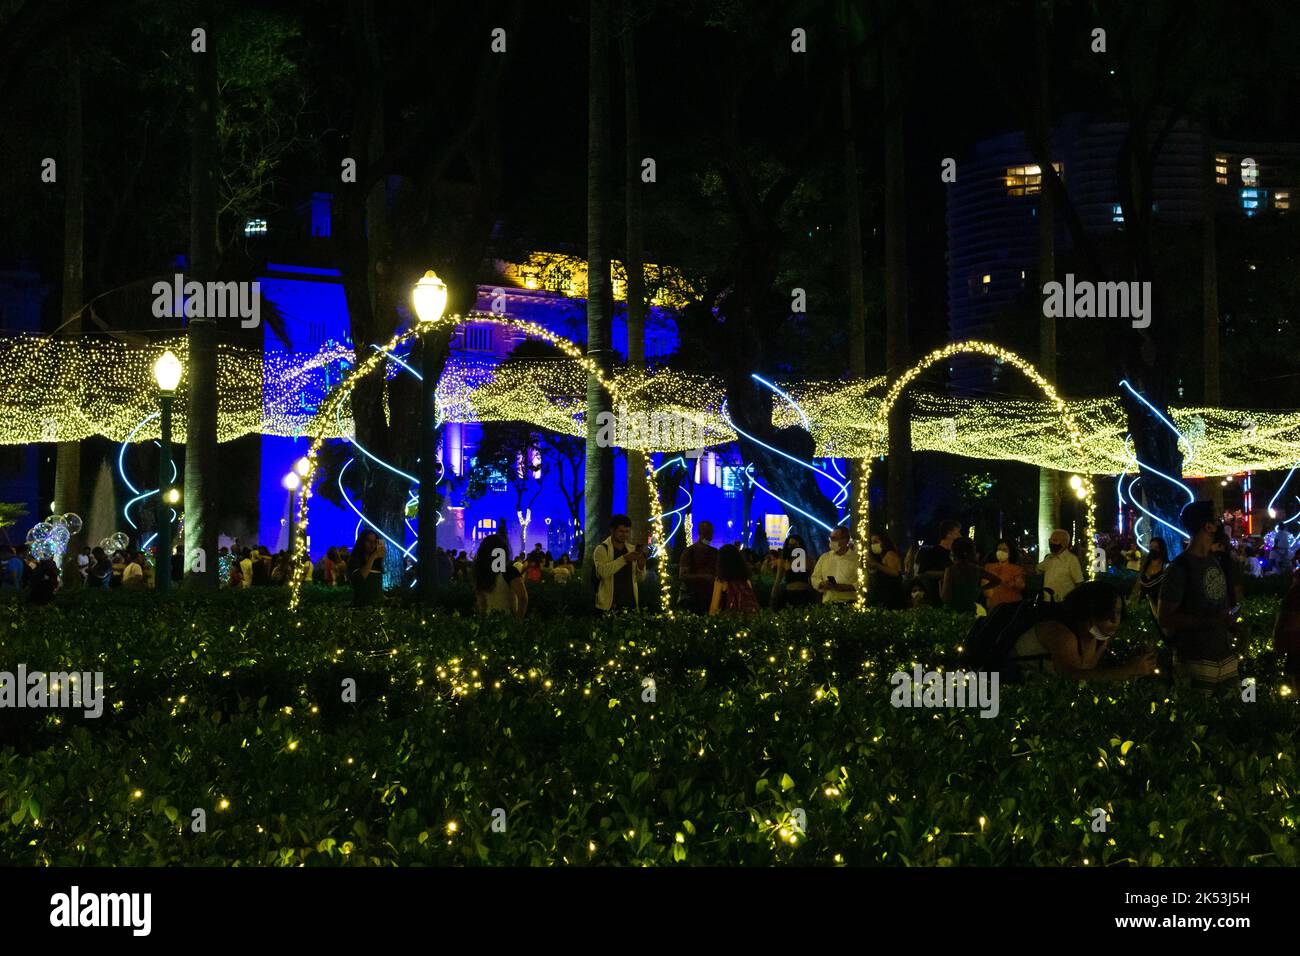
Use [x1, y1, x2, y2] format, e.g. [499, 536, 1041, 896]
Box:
[594, 514, 647, 612]
[349, 530, 387, 607]
[811, 527, 859, 604]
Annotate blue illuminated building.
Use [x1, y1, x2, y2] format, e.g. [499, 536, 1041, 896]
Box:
[252, 194, 827, 560]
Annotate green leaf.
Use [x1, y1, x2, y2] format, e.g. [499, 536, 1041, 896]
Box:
[779, 773, 794, 792]
[1120, 741, 1134, 756]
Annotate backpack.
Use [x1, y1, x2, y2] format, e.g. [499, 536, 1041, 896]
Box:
[959, 590, 1064, 681]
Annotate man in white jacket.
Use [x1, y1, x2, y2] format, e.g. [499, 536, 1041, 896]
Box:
[594, 514, 647, 612]
[811, 527, 860, 604]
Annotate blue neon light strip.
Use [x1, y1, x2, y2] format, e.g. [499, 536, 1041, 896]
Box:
[1267, 464, 1299, 515]
[338, 458, 416, 558]
[1120, 379, 1191, 463]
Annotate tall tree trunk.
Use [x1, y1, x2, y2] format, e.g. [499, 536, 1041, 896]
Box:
[1033, 0, 1059, 557]
[584, 0, 615, 565]
[882, 34, 913, 549]
[1118, 118, 1186, 558]
[184, 14, 220, 588]
[622, 5, 649, 547]
[53, 38, 83, 542]
[842, 52, 869, 541]
[1203, 133, 1223, 517]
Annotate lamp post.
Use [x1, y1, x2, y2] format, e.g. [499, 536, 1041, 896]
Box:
[412, 269, 448, 602]
[282, 468, 302, 552]
[153, 350, 182, 592]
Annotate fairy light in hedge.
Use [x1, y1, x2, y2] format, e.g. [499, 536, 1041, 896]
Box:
[855, 341, 1096, 603]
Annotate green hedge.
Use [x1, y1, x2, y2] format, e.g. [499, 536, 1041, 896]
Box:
[0, 593, 1295, 865]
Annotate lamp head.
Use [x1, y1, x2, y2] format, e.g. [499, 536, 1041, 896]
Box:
[413, 270, 448, 324]
[282, 472, 301, 492]
[295, 456, 312, 478]
[153, 350, 183, 393]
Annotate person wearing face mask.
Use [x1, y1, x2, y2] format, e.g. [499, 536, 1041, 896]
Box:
[983, 539, 1025, 610]
[1010, 581, 1156, 680]
[1158, 500, 1240, 693]
[1037, 528, 1084, 600]
[864, 531, 906, 610]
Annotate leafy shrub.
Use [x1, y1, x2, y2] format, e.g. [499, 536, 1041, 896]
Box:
[0, 595, 1295, 865]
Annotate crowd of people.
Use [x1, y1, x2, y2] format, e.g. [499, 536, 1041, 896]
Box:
[7, 499, 1299, 695]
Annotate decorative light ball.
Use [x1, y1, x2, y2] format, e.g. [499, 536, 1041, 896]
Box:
[110, 532, 130, 552]
[282, 472, 301, 491]
[62, 513, 83, 534]
[165, 487, 182, 505]
[295, 456, 312, 478]
[1068, 475, 1083, 491]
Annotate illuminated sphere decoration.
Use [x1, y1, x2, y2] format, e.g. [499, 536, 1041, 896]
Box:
[153, 349, 183, 394]
[412, 270, 449, 325]
[282, 472, 302, 492]
[295, 456, 312, 478]
[164, 487, 182, 505]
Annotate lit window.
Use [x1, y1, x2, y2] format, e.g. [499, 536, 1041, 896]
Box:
[1241, 158, 1259, 186]
[1241, 188, 1259, 216]
[1004, 162, 1063, 196]
[1275, 191, 1290, 211]
[1112, 204, 1125, 224]
[1214, 156, 1229, 186]
[243, 218, 267, 237]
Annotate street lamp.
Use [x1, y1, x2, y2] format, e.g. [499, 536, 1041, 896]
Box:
[412, 270, 448, 602]
[282, 469, 301, 552]
[153, 350, 182, 592]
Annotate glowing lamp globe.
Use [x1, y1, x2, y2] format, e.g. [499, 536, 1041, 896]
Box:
[295, 456, 312, 478]
[153, 350, 183, 393]
[1068, 474, 1083, 491]
[1074, 485, 1087, 500]
[164, 487, 181, 505]
[413, 270, 448, 324]
[282, 472, 301, 492]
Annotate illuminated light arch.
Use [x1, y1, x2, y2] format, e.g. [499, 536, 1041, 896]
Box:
[288, 311, 666, 612]
[855, 341, 1098, 603]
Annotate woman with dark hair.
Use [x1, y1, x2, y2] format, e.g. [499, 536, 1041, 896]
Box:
[864, 530, 906, 610]
[983, 538, 1025, 610]
[87, 546, 112, 590]
[1011, 581, 1156, 681]
[940, 537, 1000, 613]
[474, 532, 528, 619]
[709, 543, 759, 616]
[1130, 537, 1168, 615]
[770, 533, 816, 610]
[348, 530, 386, 606]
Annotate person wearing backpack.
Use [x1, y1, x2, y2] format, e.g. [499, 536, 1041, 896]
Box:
[708, 544, 759, 616]
[1003, 581, 1157, 681]
[593, 515, 646, 612]
[1158, 500, 1240, 694]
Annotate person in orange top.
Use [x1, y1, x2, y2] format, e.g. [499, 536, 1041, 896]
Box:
[984, 538, 1026, 609]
